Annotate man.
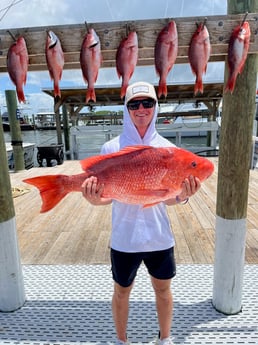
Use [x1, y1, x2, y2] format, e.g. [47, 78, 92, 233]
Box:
[81, 81, 200, 345]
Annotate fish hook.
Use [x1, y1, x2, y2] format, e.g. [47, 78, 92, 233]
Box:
[84, 21, 90, 33]
[7, 30, 16, 42]
[241, 12, 248, 27]
[126, 23, 131, 37]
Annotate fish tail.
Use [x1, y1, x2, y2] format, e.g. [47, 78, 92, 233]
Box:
[17, 87, 26, 103]
[54, 81, 61, 98]
[120, 84, 128, 100]
[158, 80, 167, 98]
[194, 77, 203, 95]
[225, 74, 236, 94]
[23, 174, 71, 213]
[86, 88, 96, 103]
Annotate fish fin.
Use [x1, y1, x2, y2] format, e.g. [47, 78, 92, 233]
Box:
[131, 189, 169, 198]
[225, 74, 236, 94]
[143, 202, 160, 208]
[54, 81, 61, 98]
[194, 77, 203, 95]
[120, 84, 128, 99]
[17, 87, 26, 103]
[23, 175, 70, 213]
[86, 88, 96, 103]
[158, 81, 167, 98]
[80, 145, 151, 171]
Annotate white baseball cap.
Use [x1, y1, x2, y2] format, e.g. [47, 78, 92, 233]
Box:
[125, 81, 157, 104]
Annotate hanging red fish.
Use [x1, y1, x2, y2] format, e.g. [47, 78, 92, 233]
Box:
[225, 21, 250, 94]
[116, 31, 138, 99]
[7, 36, 29, 103]
[45, 31, 64, 100]
[80, 28, 102, 103]
[188, 21, 211, 95]
[155, 21, 178, 98]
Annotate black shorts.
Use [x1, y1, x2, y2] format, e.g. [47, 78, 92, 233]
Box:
[110, 247, 176, 287]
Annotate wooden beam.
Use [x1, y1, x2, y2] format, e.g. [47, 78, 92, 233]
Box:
[0, 13, 258, 72]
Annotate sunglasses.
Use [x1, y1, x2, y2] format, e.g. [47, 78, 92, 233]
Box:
[127, 98, 156, 111]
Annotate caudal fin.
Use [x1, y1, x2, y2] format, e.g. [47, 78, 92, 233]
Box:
[16, 87, 26, 103]
[158, 80, 167, 98]
[54, 80, 61, 98]
[225, 74, 237, 94]
[120, 83, 128, 100]
[194, 77, 203, 95]
[23, 174, 70, 213]
[86, 88, 96, 103]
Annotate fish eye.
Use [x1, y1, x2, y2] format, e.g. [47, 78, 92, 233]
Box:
[191, 161, 197, 168]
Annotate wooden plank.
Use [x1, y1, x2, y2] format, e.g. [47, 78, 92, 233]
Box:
[1, 13, 258, 72]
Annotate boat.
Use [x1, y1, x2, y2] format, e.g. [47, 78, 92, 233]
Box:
[5, 142, 35, 170]
[1, 112, 35, 131]
[35, 112, 58, 130]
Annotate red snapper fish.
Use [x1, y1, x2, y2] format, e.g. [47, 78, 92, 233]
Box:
[188, 22, 211, 95]
[45, 31, 64, 100]
[23, 145, 214, 213]
[116, 31, 138, 99]
[80, 28, 102, 103]
[155, 21, 178, 98]
[7, 36, 29, 103]
[225, 21, 250, 93]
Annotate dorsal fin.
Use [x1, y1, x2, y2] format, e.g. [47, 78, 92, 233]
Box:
[80, 145, 151, 171]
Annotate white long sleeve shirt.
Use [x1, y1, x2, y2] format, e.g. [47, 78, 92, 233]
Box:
[101, 103, 175, 252]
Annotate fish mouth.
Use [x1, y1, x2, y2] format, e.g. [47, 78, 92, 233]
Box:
[48, 31, 58, 48]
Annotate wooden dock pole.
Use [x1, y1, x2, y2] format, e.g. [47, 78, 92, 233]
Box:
[0, 115, 25, 312]
[5, 90, 25, 171]
[212, 0, 258, 314]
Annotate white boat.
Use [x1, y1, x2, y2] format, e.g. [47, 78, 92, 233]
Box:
[5, 142, 35, 170]
[34, 112, 57, 130]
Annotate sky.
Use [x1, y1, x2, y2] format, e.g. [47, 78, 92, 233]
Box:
[0, 0, 227, 116]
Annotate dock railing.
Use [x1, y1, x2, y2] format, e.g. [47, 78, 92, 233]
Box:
[70, 121, 219, 159]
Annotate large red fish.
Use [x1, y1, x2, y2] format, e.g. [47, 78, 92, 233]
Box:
[23, 145, 214, 213]
[7, 36, 29, 103]
[45, 31, 64, 100]
[155, 21, 178, 98]
[188, 22, 211, 95]
[80, 28, 102, 103]
[225, 21, 250, 94]
[116, 31, 138, 99]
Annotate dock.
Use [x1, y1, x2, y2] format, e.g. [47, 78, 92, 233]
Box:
[2, 158, 257, 345]
[9, 157, 258, 265]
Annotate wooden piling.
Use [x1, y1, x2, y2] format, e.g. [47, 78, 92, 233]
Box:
[212, 0, 258, 314]
[5, 90, 25, 171]
[0, 115, 25, 312]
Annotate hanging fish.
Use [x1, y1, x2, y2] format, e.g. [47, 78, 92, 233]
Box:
[116, 31, 138, 99]
[225, 21, 250, 94]
[154, 21, 178, 98]
[45, 31, 64, 100]
[188, 21, 211, 95]
[7, 36, 29, 103]
[80, 28, 102, 103]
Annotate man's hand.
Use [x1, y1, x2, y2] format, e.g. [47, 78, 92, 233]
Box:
[81, 176, 112, 206]
[165, 175, 201, 206]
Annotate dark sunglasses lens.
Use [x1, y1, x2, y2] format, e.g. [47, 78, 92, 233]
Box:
[142, 99, 155, 108]
[127, 99, 155, 110]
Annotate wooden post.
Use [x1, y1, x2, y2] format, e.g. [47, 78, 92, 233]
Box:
[54, 99, 63, 145]
[0, 115, 26, 312]
[62, 104, 71, 159]
[5, 90, 25, 171]
[212, 0, 258, 314]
